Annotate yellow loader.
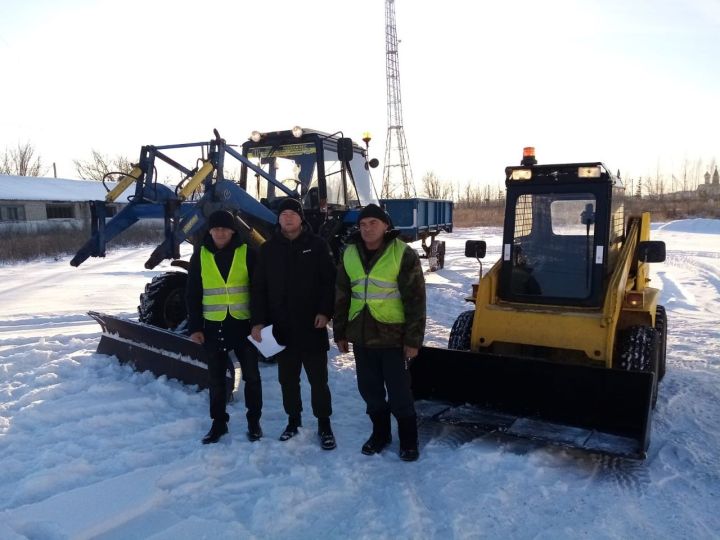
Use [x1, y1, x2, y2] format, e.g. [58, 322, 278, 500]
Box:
[411, 149, 666, 459]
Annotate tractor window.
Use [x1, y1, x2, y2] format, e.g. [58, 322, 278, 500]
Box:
[322, 149, 347, 206]
[510, 193, 596, 299]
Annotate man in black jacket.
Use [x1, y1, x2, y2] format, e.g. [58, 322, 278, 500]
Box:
[250, 198, 337, 450]
[187, 210, 263, 444]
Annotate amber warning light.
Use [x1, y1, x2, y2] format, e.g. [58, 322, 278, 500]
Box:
[521, 146, 537, 166]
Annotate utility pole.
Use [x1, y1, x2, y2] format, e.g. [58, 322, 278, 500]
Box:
[383, 0, 416, 199]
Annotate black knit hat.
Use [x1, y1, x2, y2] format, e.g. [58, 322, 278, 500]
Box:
[208, 210, 236, 230]
[357, 203, 391, 226]
[277, 198, 304, 219]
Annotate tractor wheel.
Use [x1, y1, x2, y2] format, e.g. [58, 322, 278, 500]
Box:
[614, 325, 659, 408]
[655, 305, 667, 382]
[448, 310, 475, 351]
[138, 272, 188, 330]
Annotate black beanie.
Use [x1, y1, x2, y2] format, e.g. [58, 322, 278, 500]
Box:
[357, 203, 391, 225]
[208, 210, 236, 230]
[277, 198, 304, 219]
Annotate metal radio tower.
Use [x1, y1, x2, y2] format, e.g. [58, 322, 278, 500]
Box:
[383, 0, 416, 198]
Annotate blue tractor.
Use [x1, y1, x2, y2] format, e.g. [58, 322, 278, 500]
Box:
[73, 128, 452, 388]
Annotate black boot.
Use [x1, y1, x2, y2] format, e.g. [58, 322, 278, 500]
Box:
[318, 417, 336, 450]
[247, 417, 263, 442]
[202, 420, 228, 444]
[279, 415, 302, 441]
[361, 411, 392, 455]
[397, 415, 419, 462]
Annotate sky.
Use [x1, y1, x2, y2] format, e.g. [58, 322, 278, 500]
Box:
[1, 0, 719, 194]
[1, 219, 719, 538]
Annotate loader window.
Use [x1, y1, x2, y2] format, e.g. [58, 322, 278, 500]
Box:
[510, 193, 596, 299]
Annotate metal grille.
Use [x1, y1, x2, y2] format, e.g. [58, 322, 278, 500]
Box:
[514, 195, 533, 238]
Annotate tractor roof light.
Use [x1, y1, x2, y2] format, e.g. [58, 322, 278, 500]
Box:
[250, 130, 262, 142]
[292, 126, 304, 138]
[578, 166, 602, 178]
[510, 169, 532, 181]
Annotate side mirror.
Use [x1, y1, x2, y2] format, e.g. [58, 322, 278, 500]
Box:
[337, 138, 354, 162]
[637, 240, 666, 263]
[465, 240, 486, 259]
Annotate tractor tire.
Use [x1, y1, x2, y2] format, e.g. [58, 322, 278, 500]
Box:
[448, 310, 475, 351]
[614, 325, 659, 408]
[138, 272, 188, 330]
[655, 305, 667, 382]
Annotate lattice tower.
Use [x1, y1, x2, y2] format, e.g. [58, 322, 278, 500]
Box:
[382, 0, 416, 198]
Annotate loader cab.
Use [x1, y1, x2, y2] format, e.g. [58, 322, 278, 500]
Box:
[239, 128, 379, 231]
[499, 158, 624, 308]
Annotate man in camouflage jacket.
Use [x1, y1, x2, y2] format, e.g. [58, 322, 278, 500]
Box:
[334, 204, 426, 461]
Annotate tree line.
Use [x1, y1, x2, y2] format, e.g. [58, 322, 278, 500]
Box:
[3, 141, 718, 208]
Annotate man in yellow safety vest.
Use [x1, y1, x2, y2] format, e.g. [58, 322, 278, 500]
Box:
[334, 204, 426, 461]
[187, 210, 262, 444]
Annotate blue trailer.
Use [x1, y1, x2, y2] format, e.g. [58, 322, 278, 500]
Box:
[382, 197, 454, 270]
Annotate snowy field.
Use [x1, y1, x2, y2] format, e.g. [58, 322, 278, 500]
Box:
[1, 220, 719, 539]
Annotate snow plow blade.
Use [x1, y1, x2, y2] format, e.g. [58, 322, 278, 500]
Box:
[410, 346, 654, 459]
[89, 311, 232, 391]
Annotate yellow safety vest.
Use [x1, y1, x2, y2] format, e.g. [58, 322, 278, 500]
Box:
[200, 245, 250, 321]
[344, 239, 406, 324]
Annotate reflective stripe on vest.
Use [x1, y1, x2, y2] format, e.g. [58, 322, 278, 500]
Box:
[200, 244, 250, 321]
[343, 238, 406, 324]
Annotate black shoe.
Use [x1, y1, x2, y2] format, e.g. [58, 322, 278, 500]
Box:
[247, 419, 263, 442]
[202, 420, 228, 444]
[317, 418, 336, 450]
[397, 415, 419, 461]
[279, 416, 301, 441]
[361, 411, 392, 455]
[279, 425, 299, 441]
[361, 434, 392, 455]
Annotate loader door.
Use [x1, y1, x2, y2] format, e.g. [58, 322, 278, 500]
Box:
[499, 186, 610, 306]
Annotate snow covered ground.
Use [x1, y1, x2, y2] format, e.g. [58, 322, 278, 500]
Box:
[1, 219, 719, 539]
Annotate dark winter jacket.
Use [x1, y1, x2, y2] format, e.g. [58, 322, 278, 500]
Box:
[334, 230, 426, 349]
[250, 224, 336, 352]
[186, 233, 256, 352]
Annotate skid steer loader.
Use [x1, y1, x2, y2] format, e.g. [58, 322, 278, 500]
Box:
[411, 148, 667, 459]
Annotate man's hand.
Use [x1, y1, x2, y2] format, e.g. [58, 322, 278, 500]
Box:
[251, 324, 264, 342]
[403, 345, 419, 361]
[314, 314, 329, 329]
[190, 331, 205, 344]
[336, 339, 350, 353]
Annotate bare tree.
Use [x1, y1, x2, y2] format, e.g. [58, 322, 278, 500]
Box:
[0, 141, 44, 176]
[73, 149, 133, 181]
[420, 171, 453, 200]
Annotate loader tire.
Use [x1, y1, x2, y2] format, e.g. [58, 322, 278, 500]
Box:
[448, 310, 474, 351]
[138, 272, 188, 330]
[655, 305, 667, 382]
[614, 325, 659, 408]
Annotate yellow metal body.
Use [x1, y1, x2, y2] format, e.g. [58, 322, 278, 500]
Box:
[178, 161, 215, 200]
[471, 212, 660, 368]
[105, 166, 143, 202]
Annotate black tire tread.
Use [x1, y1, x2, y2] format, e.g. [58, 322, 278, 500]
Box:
[448, 310, 475, 351]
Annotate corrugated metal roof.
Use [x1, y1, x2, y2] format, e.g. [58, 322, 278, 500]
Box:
[0, 175, 119, 202]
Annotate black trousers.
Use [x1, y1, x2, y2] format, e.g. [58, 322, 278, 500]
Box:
[276, 348, 332, 419]
[208, 343, 262, 423]
[353, 345, 416, 419]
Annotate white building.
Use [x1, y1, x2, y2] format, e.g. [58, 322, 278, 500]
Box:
[0, 175, 121, 232]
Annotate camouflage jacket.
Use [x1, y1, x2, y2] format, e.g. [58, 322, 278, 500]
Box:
[334, 231, 426, 348]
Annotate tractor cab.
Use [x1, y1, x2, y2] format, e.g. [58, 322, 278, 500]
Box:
[239, 128, 379, 234]
[498, 148, 625, 308]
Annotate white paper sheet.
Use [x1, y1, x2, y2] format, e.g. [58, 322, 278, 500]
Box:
[247, 324, 286, 358]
